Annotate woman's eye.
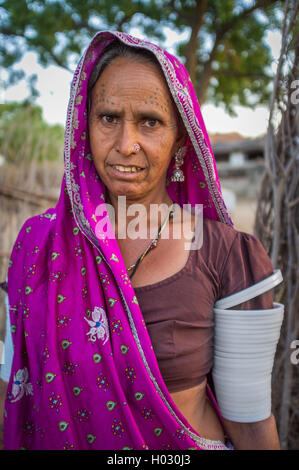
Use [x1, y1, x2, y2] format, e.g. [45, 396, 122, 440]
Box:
[102, 115, 116, 124]
[144, 119, 159, 128]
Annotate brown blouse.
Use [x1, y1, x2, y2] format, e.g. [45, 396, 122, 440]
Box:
[134, 218, 274, 393]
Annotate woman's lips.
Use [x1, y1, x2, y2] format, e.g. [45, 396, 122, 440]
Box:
[108, 164, 145, 179]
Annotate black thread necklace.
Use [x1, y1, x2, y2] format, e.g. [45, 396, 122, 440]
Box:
[127, 202, 175, 279]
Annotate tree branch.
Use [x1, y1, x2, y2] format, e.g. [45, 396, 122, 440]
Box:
[1, 27, 73, 72]
[167, 0, 193, 23]
[116, 11, 137, 32]
[195, 0, 279, 103]
[216, 0, 280, 39]
[43, 48, 73, 73]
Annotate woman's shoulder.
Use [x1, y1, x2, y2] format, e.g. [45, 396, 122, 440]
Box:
[202, 217, 263, 248]
[201, 217, 272, 273]
[201, 217, 238, 254]
[12, 207, 57, 246]
[199, 218, 274, 303]
[6, 208, 57, 281]
[203, 217, 236, 237]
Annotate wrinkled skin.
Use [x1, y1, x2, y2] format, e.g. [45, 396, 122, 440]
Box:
[88, 56, 185, 208]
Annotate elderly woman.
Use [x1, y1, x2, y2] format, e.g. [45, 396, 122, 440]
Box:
[1, 32, 283, 450]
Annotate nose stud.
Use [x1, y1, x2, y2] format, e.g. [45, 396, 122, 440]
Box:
[132, 143, 141, 153]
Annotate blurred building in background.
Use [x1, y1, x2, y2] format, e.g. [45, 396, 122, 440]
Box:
[210, 132, 265, 200]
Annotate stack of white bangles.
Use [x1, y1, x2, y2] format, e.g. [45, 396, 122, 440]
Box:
[212, 269, 284, 423]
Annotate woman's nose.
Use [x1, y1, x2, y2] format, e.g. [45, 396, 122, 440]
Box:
[115, 121, 139, 157]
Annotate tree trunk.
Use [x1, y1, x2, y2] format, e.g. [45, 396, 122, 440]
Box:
[197, 44, 219, 105]
[185, 0, 207, 85]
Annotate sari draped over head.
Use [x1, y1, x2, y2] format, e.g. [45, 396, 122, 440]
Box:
[4, 31, 234, 450]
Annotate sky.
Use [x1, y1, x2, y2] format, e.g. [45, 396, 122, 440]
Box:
[1, 28, 282, 139]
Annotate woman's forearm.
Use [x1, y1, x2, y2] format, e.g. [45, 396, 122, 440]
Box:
[222, 413, 281, 450]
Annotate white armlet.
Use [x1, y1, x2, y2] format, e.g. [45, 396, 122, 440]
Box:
[212, 270, 284, 422]
[214, 269, 283, 309]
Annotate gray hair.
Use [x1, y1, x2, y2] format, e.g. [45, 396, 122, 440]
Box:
[87, 40, 162, 115]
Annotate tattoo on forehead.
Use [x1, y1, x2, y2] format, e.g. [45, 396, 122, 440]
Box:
[144, 90, 173, 115]
[92, 82, 116, 107]
[92, 84, 174, 118]
[93, 87, 116, 107]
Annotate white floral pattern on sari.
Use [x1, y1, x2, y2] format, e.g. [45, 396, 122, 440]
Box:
[11, 367, 33, 403]
[84, 306, 109, 344]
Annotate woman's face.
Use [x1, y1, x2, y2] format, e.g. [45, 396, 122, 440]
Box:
[88, 56, 184, 203]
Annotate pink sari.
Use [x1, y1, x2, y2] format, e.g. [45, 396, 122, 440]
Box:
[4, 31, 234, 450]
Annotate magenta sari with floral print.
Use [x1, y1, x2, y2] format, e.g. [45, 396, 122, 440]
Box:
[4, 31, 234, 450]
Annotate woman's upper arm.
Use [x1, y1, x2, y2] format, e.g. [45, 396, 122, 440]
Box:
[218, 231, 274, 310]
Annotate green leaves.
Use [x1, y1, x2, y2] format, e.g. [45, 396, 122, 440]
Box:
[207, 12, 274, 113]
[1, 0, 284, 111]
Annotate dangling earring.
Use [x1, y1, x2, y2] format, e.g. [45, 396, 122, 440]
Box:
[171, 146, 186, 182]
